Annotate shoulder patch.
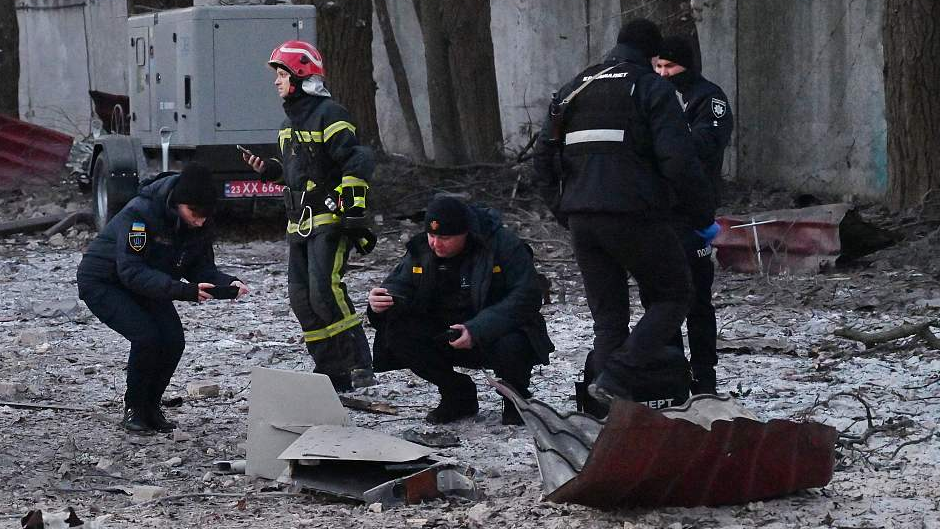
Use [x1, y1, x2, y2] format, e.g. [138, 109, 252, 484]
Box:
[412, 266, 423, 274]
[711, 98, 727, 119]
[128, 222, 147, 252]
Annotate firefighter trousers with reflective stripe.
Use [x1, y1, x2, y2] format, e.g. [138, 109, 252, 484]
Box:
[77, 276, 185, 410]
[287, 225, 372, 378]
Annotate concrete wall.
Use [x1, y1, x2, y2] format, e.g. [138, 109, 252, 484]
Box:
[374, 0, 626, 159]
[490, 0, 622, 151]
[371, 0, 432, 158]
[17, 0, 127, 136]
[732, 0, 887, 199]
[694, 0, 737, 182]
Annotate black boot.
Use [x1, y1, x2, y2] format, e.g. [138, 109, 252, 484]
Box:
[501, 397, 524, 426]
[121, 407, 153, 434]
[351, 368, 378, 389]
[690, 365, 717, 395]
[328, 373, 353, 393]
[587, 372, 633, 405]
[426, 398, 479, 424]
[147, 406, 177, 433]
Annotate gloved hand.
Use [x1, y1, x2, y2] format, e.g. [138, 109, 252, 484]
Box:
[341, 214, 371, 232]
[695, 221, 721, 246]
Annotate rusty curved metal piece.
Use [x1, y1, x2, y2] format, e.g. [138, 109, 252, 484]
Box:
[490, 377, 838, 508]
[0, 115, 73, 187]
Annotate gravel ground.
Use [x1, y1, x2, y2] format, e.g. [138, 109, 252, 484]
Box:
[1, 169, 939, 528]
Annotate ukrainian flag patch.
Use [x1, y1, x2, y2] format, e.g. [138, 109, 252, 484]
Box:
[131, 222, 146, 232]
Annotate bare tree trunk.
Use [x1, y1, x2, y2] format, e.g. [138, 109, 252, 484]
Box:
[296, 0, 381, 149]
[414, 0, 504, 164]
[375, 0, 427, 161]
[413, 0, 465, 165]
[0, 0, 19, 117]
[885, 0, 940, 210]
[618, 0, 700, 68]
[444, 0, 503, 162]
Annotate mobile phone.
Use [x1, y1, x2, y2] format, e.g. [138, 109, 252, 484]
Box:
[236, 145, 253, 156]
[206, 285, 240, 300]
[434, 328, 461, 345]
[386, 290, 409, 305]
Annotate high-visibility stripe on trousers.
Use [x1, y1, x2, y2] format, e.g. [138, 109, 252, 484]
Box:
[287, 226, 371, 377]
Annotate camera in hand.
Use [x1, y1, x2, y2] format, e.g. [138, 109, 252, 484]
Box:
[205, 285, 240, 299]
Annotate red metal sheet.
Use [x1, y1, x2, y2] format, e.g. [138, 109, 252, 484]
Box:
[0, 115, 74, 188]
[546, 399, 838, 508]
[712, 204, 852, 274]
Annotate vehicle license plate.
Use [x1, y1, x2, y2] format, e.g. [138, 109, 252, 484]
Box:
[224, 180, 284, 198]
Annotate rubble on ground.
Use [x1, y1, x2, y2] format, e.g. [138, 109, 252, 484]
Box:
[1, 171, 938, 527]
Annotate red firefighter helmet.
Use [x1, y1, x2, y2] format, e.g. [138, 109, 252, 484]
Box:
[268, 40, 325, 78]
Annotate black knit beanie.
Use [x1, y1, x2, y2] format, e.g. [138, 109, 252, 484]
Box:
[425, 196, 470, 236]
[173, 162, 217, 213]
[617, 18, 663, 58]
[658, 36, 696, 71]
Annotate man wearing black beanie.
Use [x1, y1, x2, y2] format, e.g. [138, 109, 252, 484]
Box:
[366, 196, 553, 426]
[652, 35, 734, 395]
[77, 162, 248, 433]
[533, 18, 717, 414]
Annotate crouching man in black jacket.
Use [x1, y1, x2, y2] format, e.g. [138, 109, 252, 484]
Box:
[77, 163, 248, 434]
[367, 196, 553, 425]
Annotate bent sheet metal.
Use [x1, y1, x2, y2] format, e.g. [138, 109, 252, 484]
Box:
[277, 424, 477, 505]
[490, 377, 837, 508]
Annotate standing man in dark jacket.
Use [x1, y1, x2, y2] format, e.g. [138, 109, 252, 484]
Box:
[533, 19, 715, 410]
[77, 163, 248, 433]
[243, 40, 376, 392]
[367, 196, 553, 425]
[652, 36, 734, 394]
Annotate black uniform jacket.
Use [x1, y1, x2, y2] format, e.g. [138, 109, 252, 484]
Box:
[77, 174, 237, 302]
[678, 73, 733, 196]
[368, 206, 554, 371]
[533, 43, 715, 230]
[265, 94, 374, 218]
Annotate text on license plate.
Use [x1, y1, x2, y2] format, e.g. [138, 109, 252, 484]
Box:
[224, 180, 284, 198]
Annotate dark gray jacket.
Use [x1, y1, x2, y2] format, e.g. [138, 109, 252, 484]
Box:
[368, 206, 553, 371]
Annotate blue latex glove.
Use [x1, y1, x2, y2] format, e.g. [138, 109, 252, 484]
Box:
[695, 221, 721, 246]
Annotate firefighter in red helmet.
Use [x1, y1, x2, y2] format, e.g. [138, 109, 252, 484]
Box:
[243, 39, 377, 392]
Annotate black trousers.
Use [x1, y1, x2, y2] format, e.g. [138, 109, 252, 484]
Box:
[640, 228, 717, 369]
[384, 313, 535, 402]
[78, 277, 185, 409]
[569, 213, 691, 385]
[288, 226, 371, 379]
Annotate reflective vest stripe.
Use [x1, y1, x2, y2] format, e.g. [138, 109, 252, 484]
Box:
[565, 129, 625, 145]
[286, 213, 339, 234]
[324, 121, 356, 142]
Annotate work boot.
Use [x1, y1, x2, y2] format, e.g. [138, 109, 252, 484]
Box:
[147, 406, 177, 433]
[501, 397, 524, 426]
[328, 373, 353, 393]
[588, 372, 632, 405]
[426, 398, 479, 424]
[351, 368, 378, 389]
[690, 365, 717, 395]
[121, 407, 153, 434]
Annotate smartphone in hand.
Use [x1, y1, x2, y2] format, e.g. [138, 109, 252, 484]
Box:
[205, 285, 240, 300]
[236, 145, 253, 157]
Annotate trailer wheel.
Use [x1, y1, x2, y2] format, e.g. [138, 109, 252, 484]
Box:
[91, 151, 138, 231]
